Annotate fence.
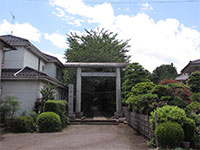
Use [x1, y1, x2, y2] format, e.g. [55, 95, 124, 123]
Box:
[123, 107, 153, 139]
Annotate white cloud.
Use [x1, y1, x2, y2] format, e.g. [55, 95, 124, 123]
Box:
[50, 0, 200, 73]
[43, 51, 66, 64]
[0, 19, 41, 42]
[44, 32, 68, 49]
[140, 2, 153, 11]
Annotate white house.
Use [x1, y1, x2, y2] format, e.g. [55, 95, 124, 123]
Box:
[0, 38, 16, 96]
[0, 35, 67, 114]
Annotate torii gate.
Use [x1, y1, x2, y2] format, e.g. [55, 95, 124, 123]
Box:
[65, 62, 128, 118]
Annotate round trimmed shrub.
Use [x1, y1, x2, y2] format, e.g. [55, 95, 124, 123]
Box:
[182, 118, 195, 142]
[155, 122, 184, 148]
[185, 102, 200, 115]
[11, 116, 34, 133]
[37, 112, 61, 132]
[150, 105, 187, 130]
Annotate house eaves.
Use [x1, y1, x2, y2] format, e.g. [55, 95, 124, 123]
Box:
[1, 67, 67, 89]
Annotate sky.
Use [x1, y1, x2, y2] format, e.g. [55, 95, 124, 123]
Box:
[0, 0, 200, 73]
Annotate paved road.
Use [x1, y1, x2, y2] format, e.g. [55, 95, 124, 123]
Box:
[0, 124, 148, 150]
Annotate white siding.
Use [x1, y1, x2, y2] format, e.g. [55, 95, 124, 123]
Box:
[1, 81, 39, 114]
[23, 49, 39, 70]
[3, 47, 24, 68]
[0, 44, 3, 80]
[45, 63, 57, 79]
[40, 60, 46, 73]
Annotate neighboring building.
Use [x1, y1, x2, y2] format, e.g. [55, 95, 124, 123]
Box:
[176, 59, 200, 81]
[0, 35, 67, 114]
[0, 38, 16, 96]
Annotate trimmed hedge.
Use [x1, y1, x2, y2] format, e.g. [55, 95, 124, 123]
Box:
[44, 100, 67, 126]
[182, 118, 195, 142]
[11, 116, 34, 133]
[155, 122, 184, 148]
[150, 105, 187, 130]
[37, 112, 61, 132]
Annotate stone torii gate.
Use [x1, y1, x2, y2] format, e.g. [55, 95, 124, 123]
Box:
[65, 62, 128, 118]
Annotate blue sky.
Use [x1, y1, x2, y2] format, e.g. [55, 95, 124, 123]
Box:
[0, 0, 200, 72]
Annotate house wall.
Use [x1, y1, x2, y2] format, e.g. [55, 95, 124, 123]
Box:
[1, 80, 38, 114]
[0, 43, 3, 96]
[45, 63, 57, 79]
[3, 47, 24, 68]
[23, 49, 39, 70]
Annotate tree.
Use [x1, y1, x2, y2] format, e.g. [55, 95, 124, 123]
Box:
[64, 29, 130, 116]
[65, 28, 130, 63]
[122, 63, 151, 100]
[187, 71, 200, 93]
[40, 84, 56, 113]
[151, 63, 178, 84]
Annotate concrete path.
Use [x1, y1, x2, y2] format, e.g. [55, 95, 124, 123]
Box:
[0, 124, 148, 150]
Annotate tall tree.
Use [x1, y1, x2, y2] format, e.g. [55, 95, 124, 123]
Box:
[65, 28, 130, 63]
[151, 63, 178, 84]
[63, 29, 130, 116]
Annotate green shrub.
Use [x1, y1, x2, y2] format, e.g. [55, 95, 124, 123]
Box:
[132, 93, 158, 115]
[168, 96, 188, 108]
[182, 118, 195, 142]
[185, 102, 200, 115]
[151, 85, 170, 99]
[44, 100, 68, 126]
[11, 116, 34, 133]
[155, 122, 184, 148]
[0, 96, 20, 125]
[150, 105, 187, 130]
[131, 82, 156, 96]
[190, 93, 200, 102]
[187, 71, 200, 93]
[37, 112, 61, 132]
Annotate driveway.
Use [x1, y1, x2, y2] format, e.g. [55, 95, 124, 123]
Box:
[0, 124, 148, 150]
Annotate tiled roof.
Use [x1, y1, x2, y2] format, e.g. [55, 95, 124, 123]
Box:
[181, 58, 200, 73]
[0, 38, 16, 50]
[190, 59, 200, 65]
[0, 35, 28, 45]
[2, 67, 46, 79]
[43, 53, 64, 67]
[175, 74, 189, 81]
[2, 67, 66, 88]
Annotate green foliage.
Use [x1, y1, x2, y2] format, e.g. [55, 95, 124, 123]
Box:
[150, 105, 187, 130]
[151, 85, 170, 99]
[44, 100, 68, 126]
[37, 112, 61, 133]
[190, 93, 200, 102]
[122, 63, 151, 100]
[155, 122, 184, 148]
[151, 63, 178, 84]
[11, 116, 34, 133]
[0, 96, 20, 125]
[131, 82, 156, 96]
[182, 118, 195, 142]
[40, 84, 56, 112]
[188, 71, 200, 93]
[185, 102, 200, 115]
[65, 28, 130, 63]
[168, 96, 188, 108]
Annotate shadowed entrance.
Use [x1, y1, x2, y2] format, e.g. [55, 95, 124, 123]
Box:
[65, 62, 128, 118]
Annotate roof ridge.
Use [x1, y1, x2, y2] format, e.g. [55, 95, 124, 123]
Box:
[0, 34, 28, 42]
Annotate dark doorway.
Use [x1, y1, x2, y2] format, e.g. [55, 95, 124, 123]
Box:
[81, 77, 116, 119]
